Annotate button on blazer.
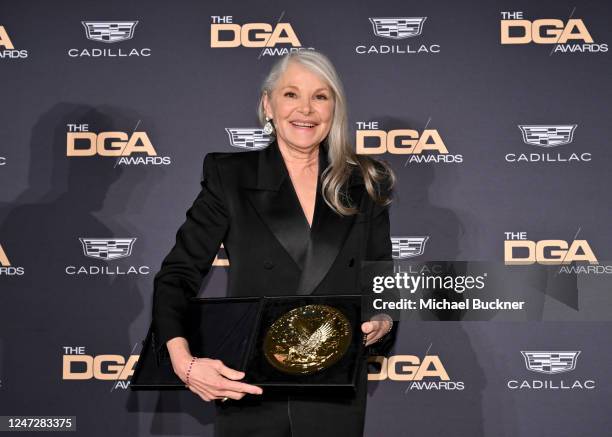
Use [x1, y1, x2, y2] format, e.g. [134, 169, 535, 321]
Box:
[152, 138, 396, 354]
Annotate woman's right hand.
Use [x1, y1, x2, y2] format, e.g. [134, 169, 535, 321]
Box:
[176, 356, 263, 402]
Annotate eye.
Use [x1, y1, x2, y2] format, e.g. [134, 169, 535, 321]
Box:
[315, 94, 329, 100]
[284, 91, 297, 98]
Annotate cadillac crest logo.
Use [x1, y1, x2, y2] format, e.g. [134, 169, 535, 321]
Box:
[369, 17, 427, 39]
[79, 238, 137, 261]
[392, 236, 429, 259]
[81, 21, 139, 43]
[225, 128, 273, 150]
[521, 351, 580, 374]
[518, 125, 577, 148]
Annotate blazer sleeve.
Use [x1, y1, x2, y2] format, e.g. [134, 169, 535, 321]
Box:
[152, 153, 229, 350]
[365, 185, 399, 356]
[366, 200, 392, 262]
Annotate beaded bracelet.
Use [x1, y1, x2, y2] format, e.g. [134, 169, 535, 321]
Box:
[375, 319, 393, 343]
[185, 356, 197, 387]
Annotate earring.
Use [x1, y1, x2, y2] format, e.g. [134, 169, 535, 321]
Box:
[263, 116, 275, 135]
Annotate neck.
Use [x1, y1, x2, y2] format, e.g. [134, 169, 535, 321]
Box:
[277, 139, 319, 171]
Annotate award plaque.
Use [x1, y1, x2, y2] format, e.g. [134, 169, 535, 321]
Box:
[131, 295, 365, 391]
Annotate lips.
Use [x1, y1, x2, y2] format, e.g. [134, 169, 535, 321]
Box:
[290, 120, 317, 129]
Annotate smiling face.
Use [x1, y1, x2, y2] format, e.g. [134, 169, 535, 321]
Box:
[263, 61, 335, 153]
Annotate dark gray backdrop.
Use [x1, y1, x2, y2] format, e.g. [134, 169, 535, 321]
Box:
[1, 0, 611, 436]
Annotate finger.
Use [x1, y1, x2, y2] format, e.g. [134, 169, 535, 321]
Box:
[194, 370, 262, 395]
[363, 320, 383, 335]
[366, 336, 380, 346]
[188, 378, 219, 398]
[190, 382, 215, 398]
[365, 327, 384, 346]
[216, 362, 246, 381]
[222, 379, 263, 395]
[365, 333, 376, 346]
[201, 394, 212, 402]
[208, 384, 248, 399]
[361, 321, 373, 334]
[212, 389, 247, 401]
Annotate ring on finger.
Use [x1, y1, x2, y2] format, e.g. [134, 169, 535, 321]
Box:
[221, 396, 229, 402]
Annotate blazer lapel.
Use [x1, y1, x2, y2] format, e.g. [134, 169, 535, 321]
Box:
[296, 145, 365, 295]
[243, 138, 366, 294]
[243, 139, 310, 270]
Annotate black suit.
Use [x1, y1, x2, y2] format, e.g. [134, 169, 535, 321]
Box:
[152, 138, 395, 436]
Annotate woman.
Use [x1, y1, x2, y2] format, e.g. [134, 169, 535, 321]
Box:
[152, 50, 396, 436]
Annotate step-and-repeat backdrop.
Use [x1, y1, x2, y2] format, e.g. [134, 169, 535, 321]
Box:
[1, 0, 611, 435]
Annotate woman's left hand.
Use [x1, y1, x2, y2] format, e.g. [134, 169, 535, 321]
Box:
[361, 316, 392, 346]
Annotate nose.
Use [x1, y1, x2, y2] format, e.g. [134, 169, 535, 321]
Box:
[298, 96, 312, 114]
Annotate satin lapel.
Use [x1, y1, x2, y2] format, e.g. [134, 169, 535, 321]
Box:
[243, 140, 310, 271]
[295, 149, 365, 295]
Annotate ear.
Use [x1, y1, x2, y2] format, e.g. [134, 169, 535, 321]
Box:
[262, 91, 273, 119]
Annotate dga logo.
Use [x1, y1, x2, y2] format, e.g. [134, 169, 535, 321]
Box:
[504, 233, 598, 265]
[210, 15, 313, 56]
[505, 124, 591, 163]
[0, 25, 28, 59]
[503, 232, 610, 274]
[82, 21, 138, 43]
[356, 121, 462, 163]
[356, 17, 440, 55]
[225, 128, 273, 150]
[66, 123, 171, 165]
[368, 354, 464, 390]
[392, 236, 429, 259]
[0, 156, 6, 166]
[80, 238, 136, 260]
[0, 244, 25, 276]
[68, 20, 151, 58]
[500, 11, 607, 53]
[65, 237, 150, 276]
[507, 350, 595, 390]
[62, 346, 137, 390]
[522, 351, 579, 374]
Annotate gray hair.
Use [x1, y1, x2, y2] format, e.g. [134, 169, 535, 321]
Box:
[257, 50, 394, 215]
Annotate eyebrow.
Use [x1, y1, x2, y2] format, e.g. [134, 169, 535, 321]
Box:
[282, 85, 331, 93]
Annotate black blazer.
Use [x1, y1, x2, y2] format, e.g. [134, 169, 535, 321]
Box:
[152, 138, 396, 356]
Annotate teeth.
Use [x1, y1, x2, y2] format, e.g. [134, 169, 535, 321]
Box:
[292, 122, 315, 128]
